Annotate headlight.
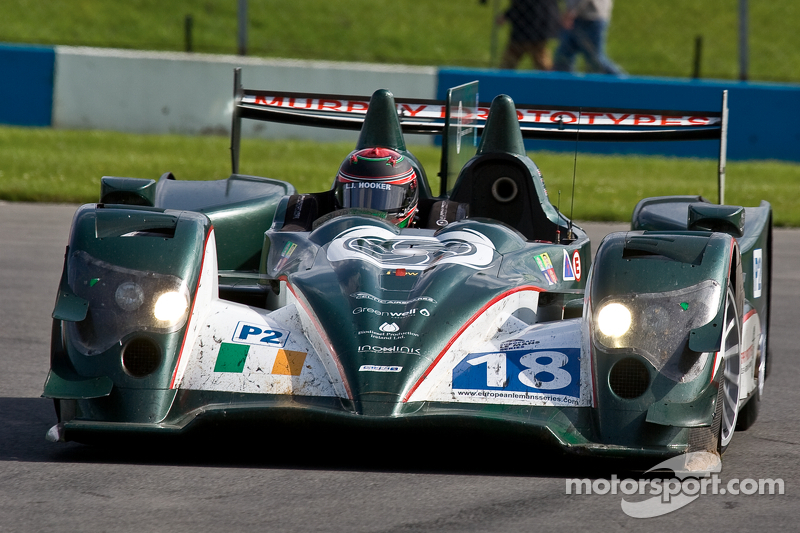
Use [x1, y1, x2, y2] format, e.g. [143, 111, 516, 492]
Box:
[66, 250, 190, 355]
[596, 302, 632, 337]
[154, 291, 189, 324]
[115, 281, 145, 311]
[592, 280, 722, 381]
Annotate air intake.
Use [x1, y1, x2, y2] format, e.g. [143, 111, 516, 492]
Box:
[122, 337, 161, 377]
[609, 358, 649, 399]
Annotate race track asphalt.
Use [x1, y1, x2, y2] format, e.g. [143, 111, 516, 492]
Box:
[1, 201, 798, 532]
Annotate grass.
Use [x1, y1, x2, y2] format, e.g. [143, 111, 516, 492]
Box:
[1, 126, 797, 226]
[2, 1, 800, 82]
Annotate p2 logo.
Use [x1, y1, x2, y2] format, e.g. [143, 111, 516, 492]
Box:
[232, 322, 290, 348]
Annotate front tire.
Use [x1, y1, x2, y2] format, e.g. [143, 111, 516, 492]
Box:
[718, 283, 742, 454]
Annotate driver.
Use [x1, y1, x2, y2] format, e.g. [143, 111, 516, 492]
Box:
[332, 147, 419, 228]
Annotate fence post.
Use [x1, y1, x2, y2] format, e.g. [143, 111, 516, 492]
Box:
[185, 15, 193, 53]
[692, 35, 702, 79]
[739, 0, 748, 81]
[238, 0, 248, 56]
[490, 0, 500, 67]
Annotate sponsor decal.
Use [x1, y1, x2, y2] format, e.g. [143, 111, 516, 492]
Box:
[358, 345, 421, 355]
[534, 253, 558, 285]
[327, 226, 496, 271]
[563, 250, 576, 281]
[292, 197, 305, 220]
[214, 342, 307, 376]
[753, 249, 762, 298]
[350, 292, 437, 305]
[385, 269, 418, 277]
[572, 250, 582, 281]
[275, 241, 297, 272]
[452, 348, 580, 399]
[232, 322, 290, 347]
[245, 96, 719, 128]
[499, 338, 541, 351]
[379, 322, 399, 332]
[359, 365, 403, 373]
[358, 329, 419, 341]
[353, 306, 429, 318]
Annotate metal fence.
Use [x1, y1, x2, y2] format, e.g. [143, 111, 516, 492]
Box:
[5, 0, 796, 84]
[487, 0, 775, 82]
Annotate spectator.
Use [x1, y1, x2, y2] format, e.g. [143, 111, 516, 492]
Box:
[496, 0, 561, 70]
[553, 0, 624, 75]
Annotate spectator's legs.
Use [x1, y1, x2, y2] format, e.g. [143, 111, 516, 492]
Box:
[500, 41, 525, 69]
[572, 18, 625, 75]
[528, 41, 553, 71]
[553, 29, 579, 72]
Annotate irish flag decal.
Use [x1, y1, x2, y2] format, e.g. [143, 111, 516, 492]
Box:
[214, 342, 307, 376]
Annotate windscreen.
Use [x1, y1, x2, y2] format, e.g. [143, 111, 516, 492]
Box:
[440, 81, 478, 196]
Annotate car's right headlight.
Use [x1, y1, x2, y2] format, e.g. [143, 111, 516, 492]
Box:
[592, 279, 722, 381]
[596, 302, 632, 338]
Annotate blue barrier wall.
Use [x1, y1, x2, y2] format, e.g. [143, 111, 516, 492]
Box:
[2, 42, 798, 163]
[0, 44, 54, 126]
[439, 68, 800, 162]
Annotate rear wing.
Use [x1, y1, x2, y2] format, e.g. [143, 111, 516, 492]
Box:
[230, 68, 729, 202]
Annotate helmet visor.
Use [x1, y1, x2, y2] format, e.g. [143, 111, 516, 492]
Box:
[337, 181, 415, 215]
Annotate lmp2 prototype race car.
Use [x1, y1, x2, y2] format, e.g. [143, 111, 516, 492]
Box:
[44, 69, 772, 461]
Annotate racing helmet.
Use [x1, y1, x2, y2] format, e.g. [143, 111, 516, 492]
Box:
[333, 147, 419, 227]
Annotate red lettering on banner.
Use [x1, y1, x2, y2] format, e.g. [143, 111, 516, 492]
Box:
[255, 96, 283, 106]
[318, 100, 343, 111]
[633, 114, 656, 125]
[478, 107, 490, 120]
[551, 112, 577, 124]
[688, 116, 710, 125]
[527, 110, 550, 122]
[660, 116, 682, 125]
[399, 104, 427, 117]
[582, 112, 604, 124]
[607, 113, 631, 125]
[346, 101, 369, 113]
[439, 106, 447, 119]
[289, 98, 313, 109]
[517, 110, 525, 121]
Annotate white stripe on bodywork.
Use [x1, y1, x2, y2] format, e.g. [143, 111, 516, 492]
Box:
[171, 228, 218, 388]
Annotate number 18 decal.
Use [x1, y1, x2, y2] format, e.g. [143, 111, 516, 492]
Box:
[452, 348, 580, 398]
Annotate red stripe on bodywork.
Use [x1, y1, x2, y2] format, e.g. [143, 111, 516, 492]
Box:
[401, 286, 545, 403]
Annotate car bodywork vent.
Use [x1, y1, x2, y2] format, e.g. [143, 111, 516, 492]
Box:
[609, 358, 649, 399]
[122, 337, 161, 377]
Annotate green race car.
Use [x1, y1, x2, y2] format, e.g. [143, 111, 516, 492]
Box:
[44, 72, 772, 461]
